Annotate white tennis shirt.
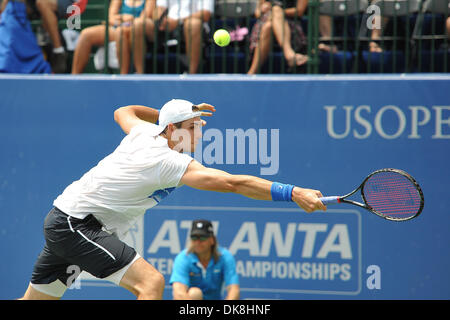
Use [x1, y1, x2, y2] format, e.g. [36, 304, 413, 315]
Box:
[157, 0, 214, 20]
[53, 123, 193, 237]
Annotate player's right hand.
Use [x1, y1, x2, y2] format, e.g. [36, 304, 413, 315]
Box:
[292, 187, 327, 213]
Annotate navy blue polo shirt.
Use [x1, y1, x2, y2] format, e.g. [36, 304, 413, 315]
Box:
[169, 247, 239, 300]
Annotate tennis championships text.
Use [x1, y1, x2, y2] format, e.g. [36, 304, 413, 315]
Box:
[147, 220, 357, 284]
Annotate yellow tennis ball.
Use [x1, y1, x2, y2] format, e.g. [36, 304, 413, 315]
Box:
[214, 29, 230, 47]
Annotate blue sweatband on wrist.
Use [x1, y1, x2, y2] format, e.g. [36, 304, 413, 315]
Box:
[271, 182, 295, 202]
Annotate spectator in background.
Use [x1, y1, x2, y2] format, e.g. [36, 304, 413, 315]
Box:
[35, 0, 78, 72]
[447, 16, 450, 39]
[318, 15, 338, 53]
[368, 3, 387, 53]
[247, 0, 308, 74]
[367, 0, 418, 53]
[170, 220, 240, 300]
[1, 0, 7, 14]
[122, 0, 213, 74]
[115, 0, 155, 74]
[0, 0, 52, 73]
[71, 0, 150, 74]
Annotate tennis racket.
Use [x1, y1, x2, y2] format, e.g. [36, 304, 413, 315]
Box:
[319, 168, 424, 221]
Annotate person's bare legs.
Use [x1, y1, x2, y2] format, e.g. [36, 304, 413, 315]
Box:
[247, 19, 273, 74]
[271, 5, 308, 68]
[446, 16, 450, 39]
[319, 15, 332, 41]
[119, 257, 165, 300]
[117, 26, 132, 74]
[318, 15, 338, 53]
[369, 16, 389, 52]
[183, 17, 203, 74]
[370, 29, 383, 52]
[71, 25, 117, 74]
[35, 0, 62, 49]
[36, 0, 69, 72]
[20, 257, 164, 300]
[132, 18, 155, 74]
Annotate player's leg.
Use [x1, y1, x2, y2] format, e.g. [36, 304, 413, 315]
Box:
[20, 283, 62, 300]
[118, 257, 165, 300]
[20, 242, 71, 300]
[55, 210, 165, 300]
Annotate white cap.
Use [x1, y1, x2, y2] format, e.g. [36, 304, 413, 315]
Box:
[149, 99, 202, 136]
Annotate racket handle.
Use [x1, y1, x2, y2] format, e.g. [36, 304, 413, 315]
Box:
[320, 196, 340, 205]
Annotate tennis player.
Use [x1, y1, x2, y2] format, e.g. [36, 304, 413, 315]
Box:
[21, 99, 326, 300]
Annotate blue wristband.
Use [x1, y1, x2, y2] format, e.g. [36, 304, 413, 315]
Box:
[271, 182, 295, 202]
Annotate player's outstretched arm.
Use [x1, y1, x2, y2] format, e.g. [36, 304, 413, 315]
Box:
[181, 160, 326, 213]
[114, 105, 160, 134]
[114, 103, 215, 134]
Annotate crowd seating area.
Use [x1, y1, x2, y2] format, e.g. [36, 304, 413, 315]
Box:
[26, 0, 450, 74]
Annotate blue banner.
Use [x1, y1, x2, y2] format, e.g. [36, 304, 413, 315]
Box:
[0, 74, 449, 300]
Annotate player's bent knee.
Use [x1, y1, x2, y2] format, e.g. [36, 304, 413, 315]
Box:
[120, 257, 165, 299]
[136, 271, 165, 299]
[146, 270, 165, 289]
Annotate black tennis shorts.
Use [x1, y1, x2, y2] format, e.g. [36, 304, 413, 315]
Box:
[31, 207, 137, 289]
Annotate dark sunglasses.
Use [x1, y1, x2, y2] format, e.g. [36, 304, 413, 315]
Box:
[190, 235, 210, 241]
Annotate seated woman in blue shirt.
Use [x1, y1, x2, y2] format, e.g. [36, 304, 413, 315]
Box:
[71, 0, 148, 74]
[170, 220, 240, 300]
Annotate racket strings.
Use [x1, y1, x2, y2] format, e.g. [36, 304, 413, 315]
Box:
[363, 171, 422, 219]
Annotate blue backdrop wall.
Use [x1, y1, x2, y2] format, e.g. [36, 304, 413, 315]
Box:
[0, 74, 449, 300]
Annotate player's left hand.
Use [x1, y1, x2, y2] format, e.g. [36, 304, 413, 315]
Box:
[196, 103, 216, 116]
[195, 103, 216, 127]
